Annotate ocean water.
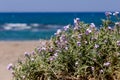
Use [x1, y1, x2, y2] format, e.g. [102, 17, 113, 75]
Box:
[0, 12, 107, 41]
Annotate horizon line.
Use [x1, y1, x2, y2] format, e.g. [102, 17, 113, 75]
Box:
[0, 11, 120, 13]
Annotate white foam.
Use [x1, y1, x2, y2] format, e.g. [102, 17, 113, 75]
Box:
[46, 25, 62, 29]
[3, 23, 31, 30]
[30, 23, 39, 27]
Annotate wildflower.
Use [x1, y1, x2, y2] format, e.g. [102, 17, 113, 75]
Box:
[90, 23, 95, 28]
[113, 11, 119, 16]
[87, 28, 92, 33]
[65, 46, 68, 50]
[100, 69, 103, 73]
[91, 67, 94, 71]
[49, 47, 54, 52]
[60, 35, 66, 42]
[24, 52, 30, 57]
[75, 61, 79, 66]
[74, 18, 80, 25]
[108, 26, 112, 30]
[84, 41, 88, 44]
[11, 71, 15, 75]
[74, 26, 79, 30]
[31, 58, 34, 61]
[104, 40, 107, 43]
[86, 28, 92, 35]
[64, 40, 68, 44]
[77, 41, 81, 46]
[115, 22, 120, 26]
[105, 11, 112, 17]
[49, 56, 55, 61]
[41, 47, 46, 51]
[22, 76, 26, 79]
[74, 18, 80, 30]
[55, 40, 59, 44]
[55, 29, 62, 35]
[31, 51, 35, 55]
[7, 63, 13, 70]
[78, 34, 82, 38]
[37, 48, 42, 53]
[94, 44, 99, 49]
[117, 41, 120, 46]
[79, 34, 82, 36]
[54, 53, 58, 57]
[103, 62, 110, 67]
[63, 25, 70, 31]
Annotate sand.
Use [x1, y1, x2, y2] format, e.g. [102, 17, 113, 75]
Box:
[0, 40, 46, 80]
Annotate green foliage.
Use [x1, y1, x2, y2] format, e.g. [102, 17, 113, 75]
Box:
[8, 12, 120, 80]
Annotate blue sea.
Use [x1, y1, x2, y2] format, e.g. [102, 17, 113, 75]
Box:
[0, 12, 107, 41]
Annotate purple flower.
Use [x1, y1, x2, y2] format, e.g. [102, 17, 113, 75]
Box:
[117, 41, 120, 46]
[64, 40, 68, 44]
[74, 18, 80, 25]
[63, 25, 70, 31]
[94, 44, 99, 49]
[90, 23, 95, 28]
[49, 53, 59, 61]
[49, 56, 55, 61]
[91, 67, 94, 71]
[77, 42, 81, 46]
[86, 28, 92, 35]
[103, 62, 110, 66]
[56, 41, 61, 46]
[78, 34, 82, 38]
[11, 71, 15, 75]
[54, 53, 58, 57]
[65, 46, 68, 50]
[41, 47, 46, 51]
[31, 51, 35, 55]
[37, 48, 42, 53]
[55, 29, 62, 35]
[73, 26, 79, 30]
[55, 40, 59, 44]
[100, 69, 103, 73]
[115, 22, 120, 26]
[108, 26, 112, 30]
[105, 11, 112, 17]
[7, 63, 13, 70]
[24, 52, 30, 57]
[113, 11, 119, 16]
[104, 40, 108, 43]
[59, 35, 66, 42]
[49, 47, 54, 52]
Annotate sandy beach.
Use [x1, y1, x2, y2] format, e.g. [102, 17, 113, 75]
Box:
[0, 40, 46, 80]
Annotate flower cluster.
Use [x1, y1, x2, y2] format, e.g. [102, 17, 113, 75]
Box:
[8, 12, 120, 80]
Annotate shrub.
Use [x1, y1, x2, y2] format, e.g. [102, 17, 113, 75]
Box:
[8, 12, 120, 80]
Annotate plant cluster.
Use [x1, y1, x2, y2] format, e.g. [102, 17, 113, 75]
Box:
[8, 12, 120, 80]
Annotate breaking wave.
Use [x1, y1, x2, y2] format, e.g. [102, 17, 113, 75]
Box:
[0, 23, 63, 31]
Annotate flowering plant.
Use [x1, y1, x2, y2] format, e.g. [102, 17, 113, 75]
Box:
[8, 12, 120, 80]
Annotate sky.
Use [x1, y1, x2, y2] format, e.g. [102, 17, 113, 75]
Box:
[0, 0, 120, 12]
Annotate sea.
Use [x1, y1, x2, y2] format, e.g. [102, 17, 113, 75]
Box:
[0, 12, 108, 41]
